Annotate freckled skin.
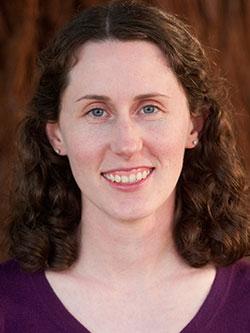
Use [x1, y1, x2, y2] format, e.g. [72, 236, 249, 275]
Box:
[47, 40, 197, 222]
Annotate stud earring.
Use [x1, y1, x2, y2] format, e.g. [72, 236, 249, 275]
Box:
[55, 148, 61, 154]
[192, 139, 198, 146]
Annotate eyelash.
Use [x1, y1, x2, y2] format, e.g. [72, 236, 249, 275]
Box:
[86, 104, 160, 118]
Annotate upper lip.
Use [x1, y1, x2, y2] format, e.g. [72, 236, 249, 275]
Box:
[102, 166, 154, 174]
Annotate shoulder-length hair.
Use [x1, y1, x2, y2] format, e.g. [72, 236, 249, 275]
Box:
[9, 0, 250, 272]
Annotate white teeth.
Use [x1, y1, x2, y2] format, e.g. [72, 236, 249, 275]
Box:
[129, 174, 136, 183]
[136, 172, 143, 181]
[114, 175, 121, 182]
[121, 176, 129, 183]
[103, 169, 151, 184]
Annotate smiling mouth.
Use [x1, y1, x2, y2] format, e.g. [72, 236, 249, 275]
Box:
[101, 167, 154, 185]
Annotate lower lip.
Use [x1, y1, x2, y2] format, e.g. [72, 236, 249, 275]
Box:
[102, 169, 154, 192]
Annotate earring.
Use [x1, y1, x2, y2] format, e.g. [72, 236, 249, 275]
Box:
[192, 139, 198, 146]
[55, 148, 61, 154]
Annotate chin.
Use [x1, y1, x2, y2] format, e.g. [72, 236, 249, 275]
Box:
[104, 205, 157, 223]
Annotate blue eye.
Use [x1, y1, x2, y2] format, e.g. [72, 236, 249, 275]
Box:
[142, 105, 158, 114]
[88, 108, 105, 117]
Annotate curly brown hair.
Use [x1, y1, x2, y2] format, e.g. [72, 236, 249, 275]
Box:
[9, 0, 250, 272]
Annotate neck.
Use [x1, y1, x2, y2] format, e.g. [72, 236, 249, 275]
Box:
[72, 195, 188, 290]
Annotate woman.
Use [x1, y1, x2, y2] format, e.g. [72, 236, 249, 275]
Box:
[1, 1, 249, 332]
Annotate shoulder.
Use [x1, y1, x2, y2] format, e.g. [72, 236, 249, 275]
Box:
[226, 259, 250, 289]
[0, 258, 22, 275]
[0, 260, 68, 333]
[0, 259, 47, 331]
[0, 259, 44, 307]
[0, 259, 27, 289]
[0, 259, 21, 283]
[182, 260, 250, 332]
[217, 259, 250, 321]
[0, 259, 31, 303]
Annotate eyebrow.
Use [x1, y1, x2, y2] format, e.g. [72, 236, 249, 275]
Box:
[74, 93, 169, 103]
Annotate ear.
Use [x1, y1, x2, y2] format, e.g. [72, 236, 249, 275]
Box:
[46, 122, 67, 155]
[185, 114, 205, 149]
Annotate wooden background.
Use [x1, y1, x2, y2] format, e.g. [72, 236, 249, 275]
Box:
[0, 0, 249, 261]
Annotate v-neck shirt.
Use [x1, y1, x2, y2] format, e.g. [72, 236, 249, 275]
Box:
[1, 259, 250, 332]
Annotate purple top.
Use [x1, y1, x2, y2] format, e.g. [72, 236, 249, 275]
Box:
[1, 259, 250, 332]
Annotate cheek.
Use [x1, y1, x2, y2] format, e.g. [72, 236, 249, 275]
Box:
[63, 126, 106, 175]
[64, 123, 103, 150]
[145, 118, 189, 158]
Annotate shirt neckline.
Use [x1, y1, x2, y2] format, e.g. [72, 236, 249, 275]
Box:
[180, 263, 235, 332]
[30, 263, 235, 333]
[30, 270, 92, 332]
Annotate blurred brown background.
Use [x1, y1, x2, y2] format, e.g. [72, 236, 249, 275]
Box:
[0, 0, 249, 262]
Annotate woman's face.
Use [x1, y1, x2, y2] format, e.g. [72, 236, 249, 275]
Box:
[47, 40, 198, 221]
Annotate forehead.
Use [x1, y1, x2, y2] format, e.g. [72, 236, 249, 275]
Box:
[69, 40, 168, 79]
[65, 40, 184, 100]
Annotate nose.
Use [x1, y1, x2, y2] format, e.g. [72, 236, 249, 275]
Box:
[110, 117, 143, 159]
